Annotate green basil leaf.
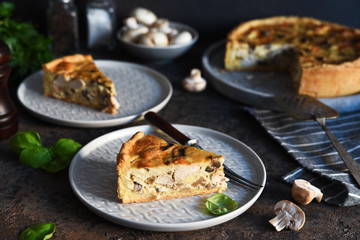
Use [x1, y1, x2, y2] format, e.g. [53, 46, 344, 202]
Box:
[10, 130, 42, 154]
[19, 223, 56, 240]
[53, 138, 82, 158]
[42, 156, 72, 173]
[41, 139, 82, 173]
[205, 193, 238, 215]
[19, 146, 51, 168]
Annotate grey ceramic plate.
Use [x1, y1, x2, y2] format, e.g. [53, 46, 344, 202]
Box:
[69, 124, 266, 232]
[202, 40, 360, 113]
[17, 60, 172, 128]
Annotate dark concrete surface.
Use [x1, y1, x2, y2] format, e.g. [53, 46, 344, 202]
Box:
[1, 39, 360, 239]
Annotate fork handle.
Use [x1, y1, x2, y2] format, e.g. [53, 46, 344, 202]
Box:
[144, 111, 191, 144]
[316, 117, 360, 186]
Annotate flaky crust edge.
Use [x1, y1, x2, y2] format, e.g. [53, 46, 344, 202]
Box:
[225, 16, 360, 98]
[42, 54, 119, 113]
[116, 131, 227, 204]
[116, 131, 145, 202]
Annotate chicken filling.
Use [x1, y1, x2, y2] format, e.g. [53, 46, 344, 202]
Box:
[126, 156, 227, 198]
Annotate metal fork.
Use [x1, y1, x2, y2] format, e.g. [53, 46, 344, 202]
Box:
[144, 111, 263, 191]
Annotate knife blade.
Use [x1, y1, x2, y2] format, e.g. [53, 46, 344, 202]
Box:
[144, 111, 200, 148]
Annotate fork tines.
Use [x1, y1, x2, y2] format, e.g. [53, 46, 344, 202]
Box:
[223, 165, 263, 191]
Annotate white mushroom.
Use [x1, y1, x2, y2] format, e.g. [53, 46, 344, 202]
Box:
[182, 68, 207, 92]
[167, 28, 179, 39]
[292, 179, 323, 205]
[138, 31, 169, 47]
[170, 31, 193, 45]
[131, 7, 157, 26]
[151, 18, 172, 34]
[121, 26, 149, 43]
[123, 17, 139, 30]
[269, 200, 305, 231]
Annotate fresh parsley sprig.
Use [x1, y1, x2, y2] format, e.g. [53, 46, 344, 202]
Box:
[10, 130, 82, 173]
[0, 2, 54, 84]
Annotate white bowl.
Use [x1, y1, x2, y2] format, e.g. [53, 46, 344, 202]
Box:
[117, 22, 199, 62]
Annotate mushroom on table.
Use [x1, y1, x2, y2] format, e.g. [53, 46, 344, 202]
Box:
[269, 200, 305, 231]
[292, 179, 323, 205]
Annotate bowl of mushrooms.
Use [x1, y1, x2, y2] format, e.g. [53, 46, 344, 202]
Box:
[117, 7, 199, 62]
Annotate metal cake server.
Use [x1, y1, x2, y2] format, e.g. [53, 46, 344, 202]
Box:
[274, 93, 360, 186]
[144, 111, 263, 191]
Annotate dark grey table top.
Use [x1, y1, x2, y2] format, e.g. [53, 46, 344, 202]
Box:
[1, 40, 359, 240]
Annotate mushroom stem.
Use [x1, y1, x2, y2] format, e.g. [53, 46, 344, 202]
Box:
[269, 210, 292, 231]
[269, 200, 305, 231]
[292, 179, 323, 205]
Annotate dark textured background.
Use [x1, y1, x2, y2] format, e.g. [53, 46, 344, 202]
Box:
[1, 1, 360, 239]
[6, 0, 360, 42]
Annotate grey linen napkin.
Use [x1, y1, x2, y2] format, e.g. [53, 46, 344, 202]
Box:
[246, 108, 360, 206]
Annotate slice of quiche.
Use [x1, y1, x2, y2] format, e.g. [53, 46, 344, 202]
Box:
[117, 131, 227, 203]
[42, 54, 120, 114]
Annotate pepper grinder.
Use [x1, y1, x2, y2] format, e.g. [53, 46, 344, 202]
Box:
[0, 41, 18, 140]
[47, 0, 79, 54]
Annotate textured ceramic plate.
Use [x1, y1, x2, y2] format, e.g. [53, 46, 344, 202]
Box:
[202, 40, 360, 113]
[17, 61, 172, 127]
[69, 125, 266, 232]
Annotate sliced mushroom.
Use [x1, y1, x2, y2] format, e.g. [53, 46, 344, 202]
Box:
[292, 179, 323, 205]
[269, 200, 305, 231]
[182, 68, 207, 92]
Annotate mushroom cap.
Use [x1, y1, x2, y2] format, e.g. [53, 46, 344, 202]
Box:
[123, 17, 139, 30]
[131, 7, 157, 26]
[182, 68, 207, 92]
[151, 18, 172, 34]
[122, 26, 149, 43]
[292, 179, 323, 205]
[269, 200, 305, 231]
[138, 31, 169, 47]
[170, 31, 193, 45]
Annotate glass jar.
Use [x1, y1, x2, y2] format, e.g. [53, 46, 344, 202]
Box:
[86, 0, 116, 50]
[47, 0, 79, 54]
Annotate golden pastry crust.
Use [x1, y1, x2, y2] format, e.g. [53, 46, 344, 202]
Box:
[42, 54, 120, 114]
[225, 16, 360, 98]
[117, 131, 227, 204]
